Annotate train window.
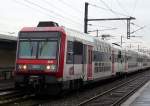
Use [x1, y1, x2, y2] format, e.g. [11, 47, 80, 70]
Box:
[38, 41, 57, 59]
[101, 44, 103, 52]
[106, 47, 108, 53]
[115, 54, 117, 62]
[93, 51, 96, 61]
[66, 41, 73, 64]
[93, 51, 98, 61]
[107, 47, 109, 53]
[118, 51, 121, 58]
[99, 45, 101, 50]
[104, 47, 106, 53]
[108, 47, 110, 53]
[73, 41, 83, 55]
[83, 45, 87, 64]
[105, 47, 107, 53]
[19, 41, 37, 59]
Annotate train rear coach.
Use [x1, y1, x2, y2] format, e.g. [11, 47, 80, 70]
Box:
[14, 21, 150, 95]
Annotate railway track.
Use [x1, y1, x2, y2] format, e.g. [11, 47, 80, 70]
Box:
[77, 72, 150, 106]
[0, 88, 14, 92]
[0, 89, 34, 105]
[4, 70, 150, 106]
[24, 70, 150, 106]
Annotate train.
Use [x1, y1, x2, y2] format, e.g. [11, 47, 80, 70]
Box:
[14, 21, 150, 94]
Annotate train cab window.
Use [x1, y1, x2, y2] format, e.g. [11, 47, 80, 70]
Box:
[19, 41, 37, 59]
[38, 41, 57, 59]
[66, 41, 73, 64]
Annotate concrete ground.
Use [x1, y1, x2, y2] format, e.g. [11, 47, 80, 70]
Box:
[122, 81, 150, 106]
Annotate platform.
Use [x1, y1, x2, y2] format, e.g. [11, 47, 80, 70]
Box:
[122, 80, 150, 106]
[0, 80, 14, 90]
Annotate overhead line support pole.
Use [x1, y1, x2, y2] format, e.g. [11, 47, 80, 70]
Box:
[88, 17, 135, 38]
[87, 17, 135, 21]
[84, 2, 135, 39]
[127, 19, 130, 39]
[84, 2, 88, 33]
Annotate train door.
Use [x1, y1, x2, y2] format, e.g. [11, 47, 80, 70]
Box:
[82, 44, 87, 80]
[87, 46, 93, 80]
[125, 52, 128, 73]
[66, 41, 74, 77]
[118, 50, 124, 73]
[73, 41, 83, 78]
[112, 50, 115, 75]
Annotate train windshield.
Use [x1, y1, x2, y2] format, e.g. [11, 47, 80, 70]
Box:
[19, 41, 38, 59]
[18, 32, 60, 59]
[38, 41, 57, 59]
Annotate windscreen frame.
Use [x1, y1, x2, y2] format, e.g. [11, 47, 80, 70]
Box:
[17, 31, 61, 60]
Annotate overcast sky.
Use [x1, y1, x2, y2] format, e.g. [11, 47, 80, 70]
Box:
[0, 0, 150, 49]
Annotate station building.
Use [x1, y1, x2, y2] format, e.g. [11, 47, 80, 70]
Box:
[0, 34, 17, 80]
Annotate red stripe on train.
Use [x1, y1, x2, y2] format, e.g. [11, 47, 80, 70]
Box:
[16, 59, 57, 64]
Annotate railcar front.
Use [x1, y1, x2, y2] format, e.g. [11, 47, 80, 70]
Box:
[14, 27, 66, 94]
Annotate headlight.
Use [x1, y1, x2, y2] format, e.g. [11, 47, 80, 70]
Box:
[46, 65, 51, 70]
[23, 65, 27, 70]
[46, 65, 56, 71]
[18, 64, 27, 70]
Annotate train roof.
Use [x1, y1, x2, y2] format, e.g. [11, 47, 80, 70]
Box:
[21, 26, 113, 43]
[20, 26, 65, 32]
[64, 27, 121, 49]
[64, 27, 94, 44]
[21, 26, 150, 56]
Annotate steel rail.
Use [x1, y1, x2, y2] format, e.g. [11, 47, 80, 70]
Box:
[77, 72, 150, 106]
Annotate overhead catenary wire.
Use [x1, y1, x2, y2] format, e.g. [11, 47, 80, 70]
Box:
[131, 0, 139, 16]
[115, 0, 129, 16]
[96, 0, 142, 34]
[131, 22, 146, 35]
[89, 2, 131, 35]
[23, 0, 83, 26]
[130, 25, 146, 34]
[13, 0, 84, 31]
[14, 0, 71, 26]
[24, 0, 83, 26]
[89, 3, 130, 29]
[43, 0, 83, 22]
[97, 0, 135, 32]
[98, 0, 121, 17]
[92, 0, 139, 38]
[131, 22, 142, 28]
[88, 24, 118, 29]
[13, 0, 145, 38]
[14, 0, 56, 19]
[89, 3, 130, 17]
[58, 0, 83, 15]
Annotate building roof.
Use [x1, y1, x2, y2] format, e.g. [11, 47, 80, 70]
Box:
[0, 34, 17, 41]
[0, 34, 17, 50]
